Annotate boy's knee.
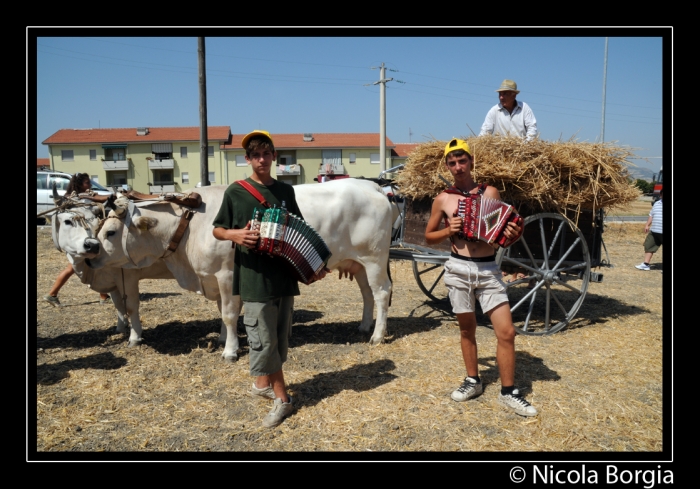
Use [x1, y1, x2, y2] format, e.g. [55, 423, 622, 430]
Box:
[496, 327, 516, 343]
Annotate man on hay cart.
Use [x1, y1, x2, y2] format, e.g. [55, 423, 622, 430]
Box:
[424, 138, 538, 417]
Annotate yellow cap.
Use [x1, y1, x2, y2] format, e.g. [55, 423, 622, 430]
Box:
[241, 130, 273, 149]
[444, 138, 472, 158]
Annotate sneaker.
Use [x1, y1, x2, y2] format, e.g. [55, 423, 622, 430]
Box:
[498, 389, 538, 417]
[262, 396, 294, 428]
[451, 377, 483, 402]
[43, 295, 61, 307]
[635, 263, 650, 271]
[250, 382, 276, 400]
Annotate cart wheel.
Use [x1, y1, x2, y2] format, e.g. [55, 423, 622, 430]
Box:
[496, 213, 591, 335]
[412, 259, 449, 303]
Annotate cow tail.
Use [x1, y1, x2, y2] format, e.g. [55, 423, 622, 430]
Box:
[387, 251, 393, 307]
[386, 222, 394, 307]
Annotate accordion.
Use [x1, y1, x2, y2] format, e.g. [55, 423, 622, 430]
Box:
[455, 195, 523, 248]
[250, 206, 332, 284]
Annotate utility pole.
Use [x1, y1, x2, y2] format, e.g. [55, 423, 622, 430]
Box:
[198, 37, 209, 187]
[600, 37, 608, 143]
[373, 62, 393, 173]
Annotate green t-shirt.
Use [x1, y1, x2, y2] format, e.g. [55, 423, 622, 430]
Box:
[212, 178, 302, 302]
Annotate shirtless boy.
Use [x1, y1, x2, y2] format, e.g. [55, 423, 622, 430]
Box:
[424, 138, 537, 417]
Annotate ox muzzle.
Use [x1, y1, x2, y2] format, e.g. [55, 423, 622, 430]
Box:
[83, 238, 101, 255]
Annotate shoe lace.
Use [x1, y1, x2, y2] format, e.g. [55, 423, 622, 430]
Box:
[506, 391, 532, 407]
[457, 379, 477, 394]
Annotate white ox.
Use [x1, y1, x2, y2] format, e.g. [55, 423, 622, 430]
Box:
[82, 180, 395, 361]
[51, 203, 174, 345]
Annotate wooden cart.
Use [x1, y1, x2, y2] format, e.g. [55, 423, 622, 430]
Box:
[381, 165, 609, 336]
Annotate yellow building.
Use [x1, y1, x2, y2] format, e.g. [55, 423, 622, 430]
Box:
[43, 127, 401, 191]
[221, 132, 397, 185]
[42, 126, 232, 193]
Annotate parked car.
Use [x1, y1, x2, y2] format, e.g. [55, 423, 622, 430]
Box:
[36, 171, 113, 224]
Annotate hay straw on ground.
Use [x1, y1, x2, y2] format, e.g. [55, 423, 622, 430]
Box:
[394, 136, 641, 217]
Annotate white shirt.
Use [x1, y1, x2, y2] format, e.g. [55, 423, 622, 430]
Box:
[479, 100, 538, 142]
[649, 199, 662, 234]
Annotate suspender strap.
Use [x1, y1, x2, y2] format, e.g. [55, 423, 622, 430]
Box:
[236, 180, 271, 208]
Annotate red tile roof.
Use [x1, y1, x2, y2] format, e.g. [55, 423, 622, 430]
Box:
[221, 133, 395, 150]
[37, 158, 50, 168]
[391, 143, 420, 158]
[42, 126, 232, 145]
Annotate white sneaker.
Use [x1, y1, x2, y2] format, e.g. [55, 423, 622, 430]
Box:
[635, 263, 650, 271]
[451, 377, 483, 402]
[250, 382, 276, 400]
[262, 396, 294, 428]
[498, 389, 538, 417]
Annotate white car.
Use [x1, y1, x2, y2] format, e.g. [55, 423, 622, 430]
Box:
[36, 171, 113, 223]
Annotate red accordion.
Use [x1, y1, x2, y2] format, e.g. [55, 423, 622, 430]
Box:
[454, 195, 523, 248]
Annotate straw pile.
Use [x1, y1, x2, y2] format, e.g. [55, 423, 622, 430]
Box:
[394, 136, 641, 216]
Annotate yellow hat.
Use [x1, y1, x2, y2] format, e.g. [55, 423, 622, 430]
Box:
[444, 138, 472, 158]
[241, 130, 273, 149]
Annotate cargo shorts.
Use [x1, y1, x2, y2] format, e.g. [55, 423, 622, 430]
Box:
[443, 255, 509, 314]
[643, 232, 663, 253]
[243, 296, 294, 377]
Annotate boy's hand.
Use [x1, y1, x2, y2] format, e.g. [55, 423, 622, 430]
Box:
[447, 216, 463, 236]
[503, 220, 522, 239]
[306, 266, 331, 285]
[231, 221, 259, 249]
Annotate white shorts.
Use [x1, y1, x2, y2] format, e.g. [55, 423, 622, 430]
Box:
[443, 255, 509, 314]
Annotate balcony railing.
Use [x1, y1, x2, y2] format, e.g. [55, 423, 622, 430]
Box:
[149, 184, 176, 193]
[318, 162, 345, 175]
[148, 159, 175, 169]
[103, 159, 129, 171]
[277, 164, 301, 175]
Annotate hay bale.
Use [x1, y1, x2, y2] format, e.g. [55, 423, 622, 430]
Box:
[394, 136, 641, 217]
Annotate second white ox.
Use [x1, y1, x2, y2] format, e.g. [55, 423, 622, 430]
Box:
[83, 179, 395, 361]
[52, 203, 174, 343]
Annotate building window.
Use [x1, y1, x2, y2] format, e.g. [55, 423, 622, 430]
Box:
[105, 149, 124, 161]
[182, 172, 189, 184]
[370, 153, 380, 164]
[109, 172, 127, 186]
[91, 175, 99, 185]
[208, 146, 214, 158]
[152, 170, 173, 186]
[61, 150, 74, 161]
[349, 153, 356, 164]
[236, 155, 247, 167]
[89, 150, 97, 161]
[208, 172, 216, 184]
[180, 147, 188, 158]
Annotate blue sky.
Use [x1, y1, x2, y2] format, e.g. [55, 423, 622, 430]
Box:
[33, 29, 668, 174]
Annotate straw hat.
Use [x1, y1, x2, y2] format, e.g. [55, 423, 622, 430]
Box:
[496, 79, 520, 94]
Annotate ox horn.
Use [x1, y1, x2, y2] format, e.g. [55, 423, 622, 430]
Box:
[52, 182, 66, 206]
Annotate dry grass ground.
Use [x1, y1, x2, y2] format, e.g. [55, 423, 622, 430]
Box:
[33, 221, 666, 457]
[606, 196, 655, 217]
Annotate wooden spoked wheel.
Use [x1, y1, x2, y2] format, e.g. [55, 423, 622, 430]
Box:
[496, 213, 591, 335]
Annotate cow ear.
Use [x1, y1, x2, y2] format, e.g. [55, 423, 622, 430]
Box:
[133, 216, 158, 231]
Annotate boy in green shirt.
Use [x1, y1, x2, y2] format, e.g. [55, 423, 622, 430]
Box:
[213, 130, 324, 428]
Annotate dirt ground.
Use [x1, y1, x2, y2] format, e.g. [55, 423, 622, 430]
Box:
[33, 220, 667, 458]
